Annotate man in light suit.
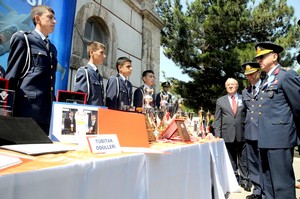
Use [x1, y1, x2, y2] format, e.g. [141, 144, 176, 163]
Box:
[74, 41, 106, 106]
[214, 78, 250, 191]
[242, 62, 263, 199]
[255, 42, 300, 198]
[5, 5, 57, 134]
[106, 57, 133, 110]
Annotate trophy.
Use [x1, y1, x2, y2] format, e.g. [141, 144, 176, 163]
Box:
[143, 87, 154, 112]
[198, 107, 206, 138]
[176, 97, 184, 118]
[152, 110, 162, 138]
[159, 94, 169, 109]
[205, 110, 211, 133]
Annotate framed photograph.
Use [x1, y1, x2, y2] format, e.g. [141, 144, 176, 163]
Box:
[176, 119, 191, 142]
[162, 119, 190, 142]
[49, 102, 103, 143]
[57, 90, 87, 104]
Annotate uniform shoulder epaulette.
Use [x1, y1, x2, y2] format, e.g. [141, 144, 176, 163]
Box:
[18, 30, 31, 35]
[281, 67, 287, 71]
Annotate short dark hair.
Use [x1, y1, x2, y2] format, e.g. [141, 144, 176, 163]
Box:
[142, 70, 154, 77]
[31, 5, 55, 26]
[116, 57, 132, 73]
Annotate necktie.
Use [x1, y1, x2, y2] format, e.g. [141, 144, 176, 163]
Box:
[231, 95, 237, 115]
[252, 85, 257, 95]
[44, 38, 50, 51]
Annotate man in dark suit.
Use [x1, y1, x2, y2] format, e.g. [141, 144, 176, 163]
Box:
[63, 111, 76, 134]
[5, 5, 57, 134]
[242, 62, 263, 199]
[133, 70, 155, 111]
[214, 78, 250, 191]
[74, 41, 105, 106]
[255, 42, 300, 198]
[106, 57, 133, 110]
[88, 113, 97, 134]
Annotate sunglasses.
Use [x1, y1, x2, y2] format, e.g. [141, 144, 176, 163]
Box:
[256, 53, 272, 60]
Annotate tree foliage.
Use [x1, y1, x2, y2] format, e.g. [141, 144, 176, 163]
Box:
[156, 0, 300, 113]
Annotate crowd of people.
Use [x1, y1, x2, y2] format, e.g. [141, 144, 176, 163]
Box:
[1, 4, 300, 199]
[214, 42, 300, 199]
[2, 5, 175, 136]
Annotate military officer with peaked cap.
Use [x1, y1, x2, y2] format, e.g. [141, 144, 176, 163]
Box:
[242, 62, 263, 199]
[255, 42, 300, 199]
[155, 81, 173, 108]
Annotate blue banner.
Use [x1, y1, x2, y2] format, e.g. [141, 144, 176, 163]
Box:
[0, 0, 76, 92]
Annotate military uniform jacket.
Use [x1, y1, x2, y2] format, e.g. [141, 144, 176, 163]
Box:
[105, 74, 132, 110]
[214, 94, 246, 143]
[257, 66, 300, 148]
[74, 64, 104, 106]
[6, 30, 57, 124]
[242, 81, 262, 141]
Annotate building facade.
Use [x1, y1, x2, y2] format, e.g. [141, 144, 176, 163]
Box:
[69, 0, 164, 92]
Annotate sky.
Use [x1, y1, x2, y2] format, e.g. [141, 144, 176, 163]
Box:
[159, 0, 300, 82]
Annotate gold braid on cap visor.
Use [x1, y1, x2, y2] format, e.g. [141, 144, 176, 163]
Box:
[255, 47, 273, 57]
[244, 65, 258, 75]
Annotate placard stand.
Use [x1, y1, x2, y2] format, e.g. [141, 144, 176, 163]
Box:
[97, 109, 150, 147]
[162, 119, 191, 142]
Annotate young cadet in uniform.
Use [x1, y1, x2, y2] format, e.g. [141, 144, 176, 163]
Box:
[155, 81, 173, 109]
[241, 62, 263, 199]
[133, 70, 155, 110]
[255, 42, 300, 198]
[74, 41, 106, 106]
[106, 57, 133, 110]
[5, 5, 57, 134]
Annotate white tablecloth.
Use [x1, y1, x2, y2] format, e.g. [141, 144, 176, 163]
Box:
[209, 140, 241, 199]
[146, 142, 211, 199]
[0, 139, 238, 199]
[0, 153, 147, 199]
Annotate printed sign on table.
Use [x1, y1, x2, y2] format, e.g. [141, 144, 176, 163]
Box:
[49, 102, 106, 144]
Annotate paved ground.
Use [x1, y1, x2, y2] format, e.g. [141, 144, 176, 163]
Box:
[227, 156, 300, 199]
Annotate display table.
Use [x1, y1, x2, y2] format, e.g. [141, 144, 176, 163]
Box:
[147, 142, 211, 199]
[209, 140, 240, 198]
[0, 139, 239, 199]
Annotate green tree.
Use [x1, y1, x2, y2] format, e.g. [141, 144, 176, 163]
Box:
[156, 0, 300, 113]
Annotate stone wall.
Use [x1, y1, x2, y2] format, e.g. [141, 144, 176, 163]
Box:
[69, 0, 163, 93]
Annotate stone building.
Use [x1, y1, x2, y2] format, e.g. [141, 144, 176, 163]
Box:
[69, 0, 164, 92]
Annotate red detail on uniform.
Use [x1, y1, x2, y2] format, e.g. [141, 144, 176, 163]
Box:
[274, 67, 280, 75]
